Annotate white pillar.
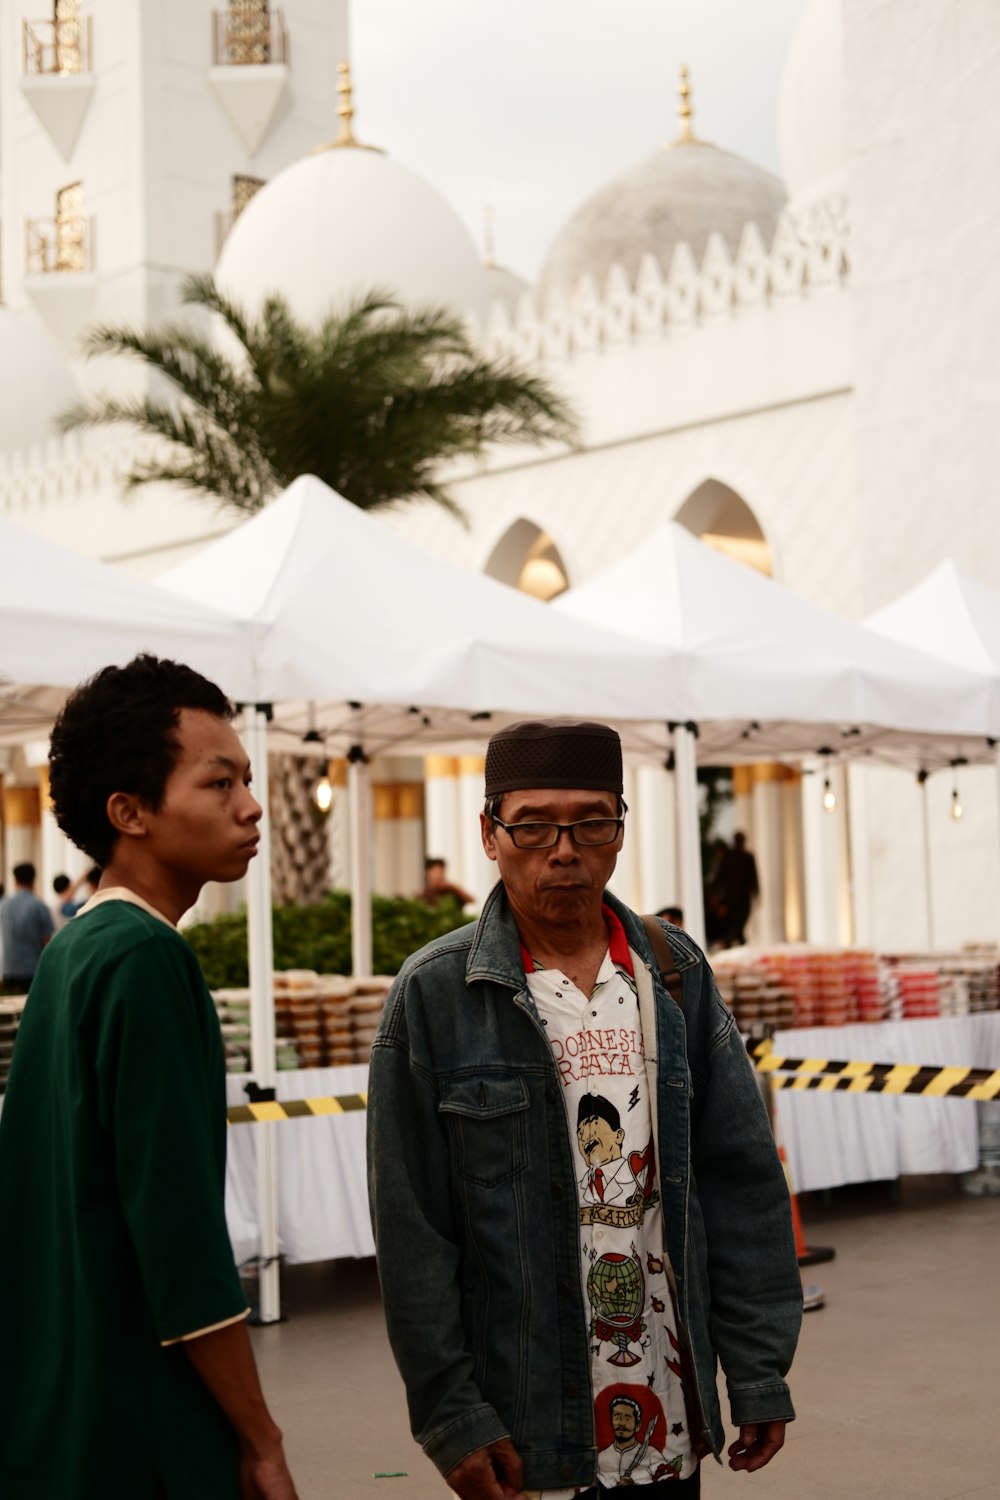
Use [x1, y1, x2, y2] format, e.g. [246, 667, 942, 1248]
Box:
[241, 706, 280, 1324]
[326, 759, 350, 892]
[919, 771, 935, 951]
[348, 754, 373, 977]
[423, 755, 462, 882]
[673, 726, 706, 948]
[635, 763, 676, 913]
[995, 746, 1000, 944]
[749, 770, 786, 946]
[801, 757, 836, 945]
[846, 762, 873, 949]
[457, 756, 493, 909]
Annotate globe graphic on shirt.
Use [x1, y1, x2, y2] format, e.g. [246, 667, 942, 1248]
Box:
[587, 1252, 644, 1367]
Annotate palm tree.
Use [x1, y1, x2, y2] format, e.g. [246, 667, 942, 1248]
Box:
[60, 274, 577, 907]
[59, 272, 576, 522]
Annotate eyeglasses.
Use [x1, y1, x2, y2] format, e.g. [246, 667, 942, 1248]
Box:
[492, 805, 627, 850]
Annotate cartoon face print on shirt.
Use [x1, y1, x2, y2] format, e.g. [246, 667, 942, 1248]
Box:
[594, 1384, 682, 1487]
[577, 1093, 659, 1228]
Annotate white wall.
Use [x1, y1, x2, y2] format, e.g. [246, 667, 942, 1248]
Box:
[845, 0, 1000, 608]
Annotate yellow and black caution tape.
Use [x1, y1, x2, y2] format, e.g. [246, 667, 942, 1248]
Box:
[747, 1040, 1000, 1100]
[226, 1044, 1000, 1123]
[227, 1092, 367, 1125]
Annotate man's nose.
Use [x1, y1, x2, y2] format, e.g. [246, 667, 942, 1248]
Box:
[549, 827, 578, 858]
[243, 789, 263, 823]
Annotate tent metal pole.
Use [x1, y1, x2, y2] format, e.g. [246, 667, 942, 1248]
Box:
[348, 751, 373, 977]
[919, 772, 935, 952]
[672, 724, 706, 949]
[243, 705, 281, 1324]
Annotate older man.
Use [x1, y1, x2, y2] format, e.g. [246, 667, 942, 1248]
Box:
[368, 721, 800, 1500]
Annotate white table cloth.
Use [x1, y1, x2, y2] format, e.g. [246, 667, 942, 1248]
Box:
[773, 1013, 1000, 1193]
[223, 1016, 1000, 1263]
[225, 1065, 373, 1266]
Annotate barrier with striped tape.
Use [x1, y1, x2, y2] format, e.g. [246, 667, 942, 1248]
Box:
[225, 1048, 1000, 1123]
[747, 1040, 1000, 1100]
[227, 1092, 367, 1125]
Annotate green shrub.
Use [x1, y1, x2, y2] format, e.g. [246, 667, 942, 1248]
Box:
[183, 890, 475, 989]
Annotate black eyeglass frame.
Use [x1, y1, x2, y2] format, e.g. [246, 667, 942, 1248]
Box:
[490, 801, 628, 850]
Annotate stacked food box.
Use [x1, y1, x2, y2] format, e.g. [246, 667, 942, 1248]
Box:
[710, 955, 795, 1032]
[211, 972, 393, 1073]
[713, 947, 888, 1030]
[0, 997, 25, 1093]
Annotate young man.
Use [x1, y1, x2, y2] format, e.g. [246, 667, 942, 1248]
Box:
[0, 655, 298, 1500]
[0, 861, 54, 990]
[368, 720, 801, 1500]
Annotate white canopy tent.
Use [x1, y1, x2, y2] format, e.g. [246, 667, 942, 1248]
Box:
[0, 511, 252, 733]
[867, 560, 1000, 947]
[554, 525, 1000, 944]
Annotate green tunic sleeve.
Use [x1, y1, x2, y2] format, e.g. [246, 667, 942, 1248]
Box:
[94, 933, 248, 1344]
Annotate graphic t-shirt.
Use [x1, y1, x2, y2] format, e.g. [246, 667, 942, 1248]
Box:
[524, 907, 696, 1493]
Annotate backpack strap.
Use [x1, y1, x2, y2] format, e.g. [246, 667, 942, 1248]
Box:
[641, 915, 684, 1011]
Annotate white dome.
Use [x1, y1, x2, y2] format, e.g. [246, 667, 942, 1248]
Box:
[778, 0, 847, 206]
[215, 146, 492, 325]
[484, 262, 531, 316]
[537, 141, 786, 304]
[0, 307, 79, 456]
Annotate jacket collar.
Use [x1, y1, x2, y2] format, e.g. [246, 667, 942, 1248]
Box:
[465, 881, 701, 991]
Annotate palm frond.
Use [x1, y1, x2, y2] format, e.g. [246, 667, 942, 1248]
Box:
[66, 276, 578, 522]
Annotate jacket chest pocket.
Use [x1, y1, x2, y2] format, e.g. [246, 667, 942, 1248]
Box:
[438, 1075, 530, 1189]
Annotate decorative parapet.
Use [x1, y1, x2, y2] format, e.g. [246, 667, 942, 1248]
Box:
[475, 198, 850, 363]
[0, 428, 149, 513]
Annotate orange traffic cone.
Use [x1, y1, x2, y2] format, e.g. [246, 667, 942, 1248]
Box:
[778, 1144, 835, 1268]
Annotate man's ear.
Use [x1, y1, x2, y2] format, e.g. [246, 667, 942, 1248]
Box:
[105, 791, 150, 841]
[480, 812, 499, 863]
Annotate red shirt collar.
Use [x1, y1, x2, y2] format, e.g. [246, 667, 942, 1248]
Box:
[519, 902, 634, 978]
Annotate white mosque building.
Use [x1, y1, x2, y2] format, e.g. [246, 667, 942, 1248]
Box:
[2, 0, 998, 954]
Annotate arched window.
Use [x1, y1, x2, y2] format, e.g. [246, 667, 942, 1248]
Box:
[483, 519, 570, 600]
[674, 480, 773, 577]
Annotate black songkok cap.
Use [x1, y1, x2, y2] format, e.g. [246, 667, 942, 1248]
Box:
[484, 720, 622, 798]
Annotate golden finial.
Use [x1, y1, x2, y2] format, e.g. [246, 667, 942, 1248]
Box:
[314, 59, 384, 153]
[674, 63, 700, 146]
[483, 204, 496, 270]
[334, 59, 358, 146]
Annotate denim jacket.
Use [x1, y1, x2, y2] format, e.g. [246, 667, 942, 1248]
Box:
[367, 884, 801, 1489]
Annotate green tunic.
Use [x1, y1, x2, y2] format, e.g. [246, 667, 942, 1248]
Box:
[0, 898, 248, 1498]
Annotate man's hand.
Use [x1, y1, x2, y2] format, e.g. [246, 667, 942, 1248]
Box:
[727, 1420, 787, 1472]
[446, 1437, 526, 1500]
[240, 1445, 299, 1499]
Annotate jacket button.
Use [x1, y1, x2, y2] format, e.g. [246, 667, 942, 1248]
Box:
[559, 1462, 574, 1481]
[557, 1279, 571, 1297]
[551, 1181, 564, 1200]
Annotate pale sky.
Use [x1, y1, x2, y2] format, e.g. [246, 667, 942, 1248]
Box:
[351, 0, 811, 282]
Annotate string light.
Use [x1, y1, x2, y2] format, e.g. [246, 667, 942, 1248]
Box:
[822, 777, 837, 813]
[949, 757, 967, 822]
[314, 767, 333, 813]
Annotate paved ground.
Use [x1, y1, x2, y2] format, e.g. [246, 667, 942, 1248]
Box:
[251, 1176, 1000, 1500]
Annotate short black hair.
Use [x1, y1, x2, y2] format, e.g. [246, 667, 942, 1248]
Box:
[610, 1395, 642, 1425]
[53, 874, 71, 895]
[424, 857, 445, 871]
[13, 862, 36, 886]
[48, 654, 232, 867]
[577, 1092, 621, 1132]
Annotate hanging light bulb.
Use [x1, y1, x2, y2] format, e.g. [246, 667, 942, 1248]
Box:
[314, 767, 333, 813]
[822, 777, 837, 813]
[951, 786, 963, 822]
